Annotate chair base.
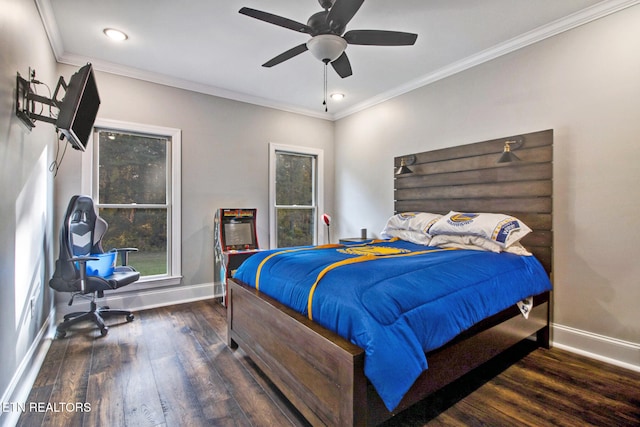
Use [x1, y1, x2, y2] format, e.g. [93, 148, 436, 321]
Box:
[55, 300, 134, 338]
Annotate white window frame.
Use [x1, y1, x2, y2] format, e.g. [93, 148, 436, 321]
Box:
[82, 118, 182, 287]
[269, 143, 325, 249]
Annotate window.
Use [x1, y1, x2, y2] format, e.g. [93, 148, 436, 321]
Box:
[269, 144, 324, 248]
[83, 119, 181, 286]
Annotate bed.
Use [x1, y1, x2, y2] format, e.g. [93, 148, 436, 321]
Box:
[227, 129, 553, 426]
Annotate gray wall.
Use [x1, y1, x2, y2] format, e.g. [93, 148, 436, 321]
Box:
[54, 65, 335, 290]
[334, 6, 640, 355]
[0, 0, 57, 413]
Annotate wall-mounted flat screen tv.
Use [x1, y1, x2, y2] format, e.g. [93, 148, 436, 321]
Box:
[56, 63, 101, 151]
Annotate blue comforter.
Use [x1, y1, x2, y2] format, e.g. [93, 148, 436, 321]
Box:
[233, 239, 552, 411]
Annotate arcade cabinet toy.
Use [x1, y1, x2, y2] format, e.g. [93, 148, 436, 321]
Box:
[214, 208, 259, 305]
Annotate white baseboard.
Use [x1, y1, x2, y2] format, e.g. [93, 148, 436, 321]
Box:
[55, 282, 218, 321]
[0, 311, 54, 427]
[552, 323, 640, 372]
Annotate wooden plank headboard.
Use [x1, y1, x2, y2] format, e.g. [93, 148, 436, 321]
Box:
[394, 129, 553, 274]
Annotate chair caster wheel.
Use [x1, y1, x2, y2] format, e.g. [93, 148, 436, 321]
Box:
[126, 314, 135, 322]
[100, 327, 109, 337]
[55, 329, 67, 339]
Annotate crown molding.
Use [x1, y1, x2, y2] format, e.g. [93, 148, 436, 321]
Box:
[36, 0, 639, 122]
[55, 52, 333, 121]
[34, 0, 64, 60]
[332, 0, 640, 120]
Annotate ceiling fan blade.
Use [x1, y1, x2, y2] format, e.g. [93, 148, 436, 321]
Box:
[327, 0, 364, 33]
[344, 30, 418, 46]
[262, 43, 309, 67]
[239, 7, 312, 34]
[331, 52, 352, 78]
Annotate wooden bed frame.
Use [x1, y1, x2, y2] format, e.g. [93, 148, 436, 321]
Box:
[227, 129, 553, 426]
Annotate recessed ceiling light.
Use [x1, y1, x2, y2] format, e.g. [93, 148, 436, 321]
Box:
[330, 93, 345, 101]
[103, 28, 128, 42]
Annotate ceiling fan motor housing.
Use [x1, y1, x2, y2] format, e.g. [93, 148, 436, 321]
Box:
[308, 9, 347, 35]
[307, 11, 330, 34]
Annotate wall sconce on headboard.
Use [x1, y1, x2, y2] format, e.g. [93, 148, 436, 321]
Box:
[497, 136, 524, 163]
[395, 154, 416, 175]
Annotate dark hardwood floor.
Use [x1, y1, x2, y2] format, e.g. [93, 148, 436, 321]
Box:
[18, 300, 640, 427]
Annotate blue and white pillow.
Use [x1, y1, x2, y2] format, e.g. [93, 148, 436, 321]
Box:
[429, 211, 532, 249]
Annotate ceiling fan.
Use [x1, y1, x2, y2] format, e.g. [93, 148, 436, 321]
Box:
[239, 0, 418, 78]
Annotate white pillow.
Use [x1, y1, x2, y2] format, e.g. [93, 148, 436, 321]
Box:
[382, 229, 432, 246]
[429, 234, 532, 255]
[380, 212, 441, 239]
[430, 234, 501, 253]
[429, 211, 532, 248]
[504, 242, 533, 256]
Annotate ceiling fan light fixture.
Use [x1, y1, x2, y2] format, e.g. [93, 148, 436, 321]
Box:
[330, 92, 344, 100]
[307, 34, 347, 63]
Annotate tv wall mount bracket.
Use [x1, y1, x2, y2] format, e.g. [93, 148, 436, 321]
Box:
[15, 68, 68, 132]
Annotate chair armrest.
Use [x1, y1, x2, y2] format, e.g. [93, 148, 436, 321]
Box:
[111, 248, 138, 266]
[69, 256, 99, 293]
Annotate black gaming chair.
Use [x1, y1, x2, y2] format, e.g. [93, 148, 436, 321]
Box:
[50, 195, 140, 338]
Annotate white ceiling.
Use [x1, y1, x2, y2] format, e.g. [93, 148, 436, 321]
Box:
[36, 0, 628, 120]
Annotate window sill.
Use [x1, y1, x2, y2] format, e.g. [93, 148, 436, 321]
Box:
[112, 275, 183, 294]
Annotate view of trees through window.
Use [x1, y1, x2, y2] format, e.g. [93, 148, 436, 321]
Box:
[275, 152, 316, 247]
[96, 130, 169, 276]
